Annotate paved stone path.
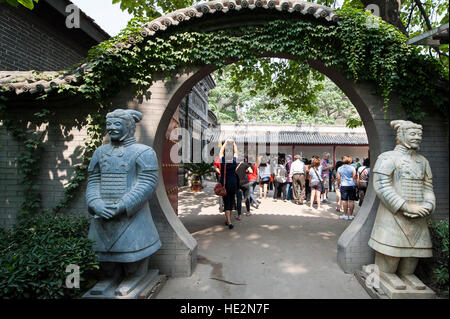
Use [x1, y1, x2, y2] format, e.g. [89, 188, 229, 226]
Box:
[156, 181, 370, 299]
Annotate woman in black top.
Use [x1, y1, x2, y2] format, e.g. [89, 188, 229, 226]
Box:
[219, 139, 239, 229]
[235, 157, 253, 220]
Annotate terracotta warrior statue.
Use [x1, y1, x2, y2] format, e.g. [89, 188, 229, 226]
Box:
[369, 120, 435, 291]
[86, 109, 161, 297]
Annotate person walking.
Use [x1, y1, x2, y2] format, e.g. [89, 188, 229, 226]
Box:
[268, 155, 277, 192]
[289, 155, 306, 205]
[320, 152, 333, 203]
[329, 165, 334, 192]
[304, 158, 311, 203]
[333, 160, 344, 212]
[285, 155, 293, 200]
[214, 155, 224, 213]
[351, 157, 362, 170]
[337, 156, 357, 220]
[258, 156, 271, 200]
[246, 160, 260, 209]
[219, 139, 239, 229]
[235, 157, 253, 219]
[273, 158, 288, 202]
[309, 157, 323, 210]
[357, 158, 370, 206]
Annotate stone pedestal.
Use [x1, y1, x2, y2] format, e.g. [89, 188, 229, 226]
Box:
[356, 264, 435, 299]
[82, 269, 167, 299]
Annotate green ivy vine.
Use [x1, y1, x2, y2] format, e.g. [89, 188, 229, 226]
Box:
[0, 97, 48, 214]
[57, 7, 447, 118]
[53, 113, 105, 213]
[0, 94, 105, 215]
[0, 7, 448, 214]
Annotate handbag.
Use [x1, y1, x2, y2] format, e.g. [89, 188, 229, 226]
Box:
[214, 162, 227, 196]
[312, 167, 324, 194]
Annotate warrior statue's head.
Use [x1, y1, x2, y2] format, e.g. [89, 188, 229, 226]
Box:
[391, 120, 423, 150]
[106, 109, 143, 142]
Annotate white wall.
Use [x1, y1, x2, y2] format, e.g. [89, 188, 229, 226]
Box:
[294, 145, 334, 161]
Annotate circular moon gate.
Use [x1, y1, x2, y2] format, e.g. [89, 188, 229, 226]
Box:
[107, 1, 448, 277]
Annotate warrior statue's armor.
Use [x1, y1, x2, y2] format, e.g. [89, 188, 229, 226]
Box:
[369, 144, 435, 257]
[86, 137, 161, 262]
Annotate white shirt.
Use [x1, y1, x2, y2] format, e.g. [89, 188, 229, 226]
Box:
[289, 159, 305, 178]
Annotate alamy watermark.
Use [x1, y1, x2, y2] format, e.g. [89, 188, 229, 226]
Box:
[364, 264, 380, 289]
[169, 120, 281, 164]
[365, 4, 381, 29]
[65, 4, 80, 29]
[63, 3, 383, 30]
[65, 264, 80, 289]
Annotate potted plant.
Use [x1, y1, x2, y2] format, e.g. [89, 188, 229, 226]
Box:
[183, 162, 214, 192]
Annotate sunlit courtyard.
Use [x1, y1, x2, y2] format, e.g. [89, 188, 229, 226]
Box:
[157, 181, 369, 299]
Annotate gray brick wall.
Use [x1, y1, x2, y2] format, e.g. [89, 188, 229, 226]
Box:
[0, 3, 88, 71]
[0, 126, 23, 229]
[0, 102, 99, 228]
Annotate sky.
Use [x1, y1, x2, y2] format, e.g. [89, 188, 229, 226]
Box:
[71, 0, 134, 36]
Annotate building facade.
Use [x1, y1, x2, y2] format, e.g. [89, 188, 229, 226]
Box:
[0, 0, 110, 71]
[161, 75, 217, 215]
[176, 75, 217, 186]
[214, 123, 369, 164]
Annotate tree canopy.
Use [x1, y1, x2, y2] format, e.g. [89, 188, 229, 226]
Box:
[111, 0, 195, 19]
[209, 62, 360, 126]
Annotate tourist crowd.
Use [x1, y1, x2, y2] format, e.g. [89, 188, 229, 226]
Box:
[214, 139, 370, 229]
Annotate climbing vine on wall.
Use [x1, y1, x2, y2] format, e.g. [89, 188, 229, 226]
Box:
[0, 97, 48, 214]
[0, 93, 106, 215]
[0, 7, 448, 214]
[53, 113, 106, 213]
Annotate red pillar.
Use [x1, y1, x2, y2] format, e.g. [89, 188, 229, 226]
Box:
[333, 145, 337, 167]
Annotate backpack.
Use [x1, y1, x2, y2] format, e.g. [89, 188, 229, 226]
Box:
[275, 166, 287, 183]
[359, 167, 369, 181]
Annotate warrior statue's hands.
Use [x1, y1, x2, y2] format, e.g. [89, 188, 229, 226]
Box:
[91, 200, 115, 219]
[107, 201, 126, 218]
[420, 202, 433, 216]
[402, 202, 429, 218]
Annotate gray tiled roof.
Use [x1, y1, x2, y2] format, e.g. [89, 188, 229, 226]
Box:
[209, 124, 368, 145]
